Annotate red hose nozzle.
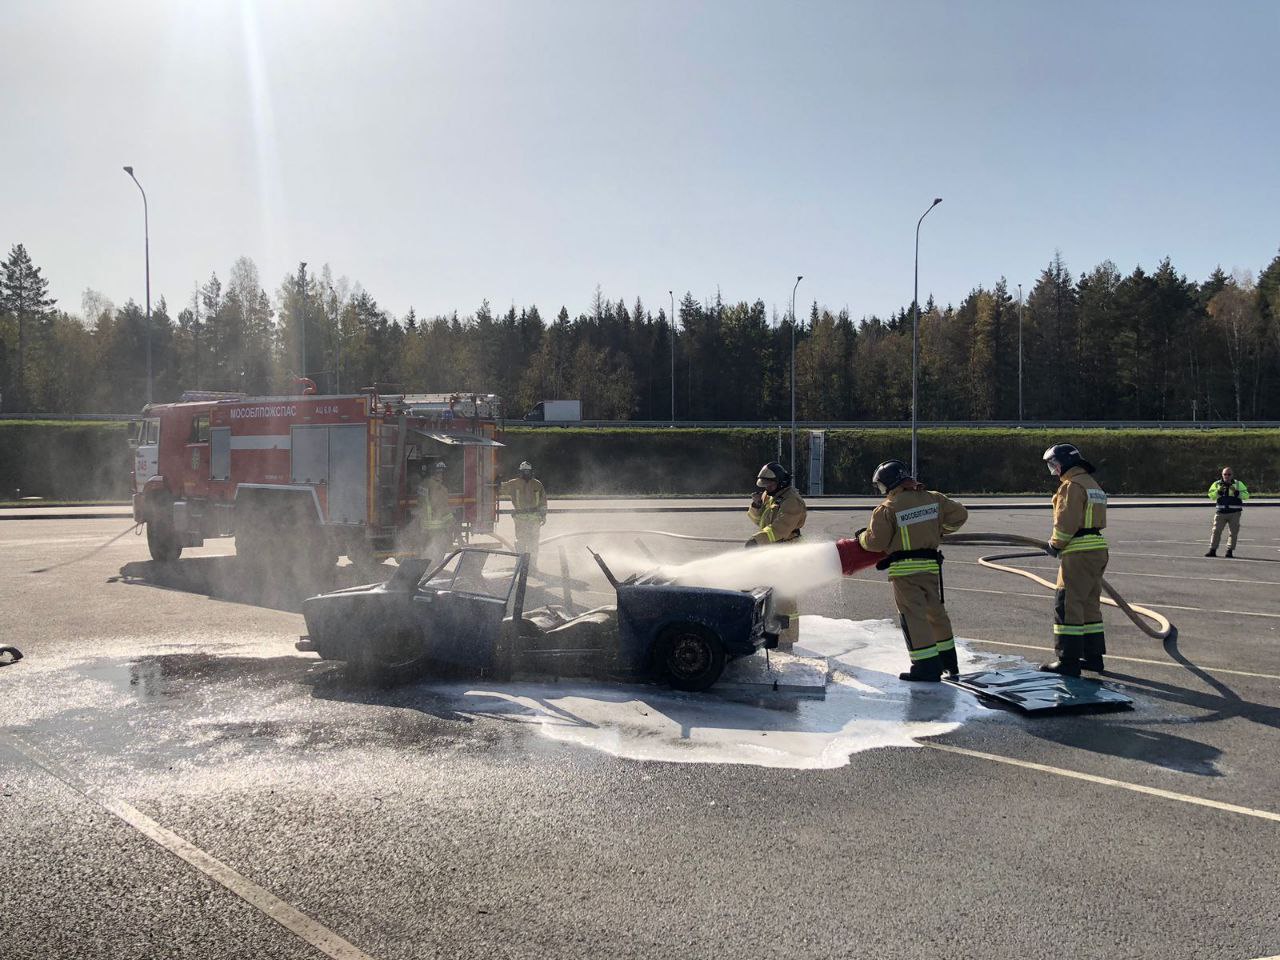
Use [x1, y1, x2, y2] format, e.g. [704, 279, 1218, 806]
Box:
[836, 538, 884, 575]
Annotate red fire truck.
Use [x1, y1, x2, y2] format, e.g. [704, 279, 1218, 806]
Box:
[131, 389, 504, 574]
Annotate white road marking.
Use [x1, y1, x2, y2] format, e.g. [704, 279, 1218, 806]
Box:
[4, 734, 380, 960]
[1144, 602, 1280, 620]
[844, 574, 1280, 620]
[0, 536, 120, 548]
[950, 558, 1280, 587]
[924, 742, 1280, 823]
[966, 638, 1280, 681]
[1109, 550, 1280, 564]
[1132, 539, 1263, 546]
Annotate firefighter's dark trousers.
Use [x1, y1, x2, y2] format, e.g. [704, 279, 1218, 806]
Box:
[1054, 549, 1108, 659]
[891, 572, 954, 663]
[1210, 511, 1242, 552]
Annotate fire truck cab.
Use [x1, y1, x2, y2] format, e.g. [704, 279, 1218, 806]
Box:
[130, 389, 503, 574]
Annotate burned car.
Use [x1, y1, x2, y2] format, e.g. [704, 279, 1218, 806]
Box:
[297, 547, 782, 691]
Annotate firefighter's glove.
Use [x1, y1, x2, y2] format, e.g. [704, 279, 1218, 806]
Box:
[1045, 544, 1062, 558]
[750, 492, 764, 509]
[743, 538, 761, 550]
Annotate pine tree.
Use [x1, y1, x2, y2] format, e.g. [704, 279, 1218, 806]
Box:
[0, 244, 57, 410]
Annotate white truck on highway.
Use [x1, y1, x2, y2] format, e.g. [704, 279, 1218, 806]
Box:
[524, 399, 582, 422]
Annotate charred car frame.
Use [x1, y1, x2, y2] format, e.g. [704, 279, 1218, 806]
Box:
[298, 547, 782, 691]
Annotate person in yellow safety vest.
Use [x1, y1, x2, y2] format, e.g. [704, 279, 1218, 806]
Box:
[1205, 466, 1249, 558]
[418, 460, 458, 564]
[858, 459, 969, 681]
[500, 460, 547, 570]
[1040, 442, 1109, 676]
[745, 461, 806, 649]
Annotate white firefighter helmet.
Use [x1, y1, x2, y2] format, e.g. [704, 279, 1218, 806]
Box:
[756, 461, 792, 489]
[518, 460, 533, 473]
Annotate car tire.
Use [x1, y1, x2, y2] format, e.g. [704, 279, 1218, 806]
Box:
[656, 623, 726, 692]
[364, 624, 430, 683]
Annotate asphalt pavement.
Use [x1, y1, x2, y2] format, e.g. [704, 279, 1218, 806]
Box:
[1, 503, 1278, 960]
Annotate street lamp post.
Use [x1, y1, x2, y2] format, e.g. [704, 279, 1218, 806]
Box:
[1018, 282, 1024, 422]
[910, 198, 942, 477]
[669, 290, 675, 425]
[122, 166, 152, 404]
[790, 275, 803, 474]
[330, 283, 341, 393]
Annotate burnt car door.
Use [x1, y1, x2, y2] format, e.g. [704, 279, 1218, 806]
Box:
[413, 549, 525, 671]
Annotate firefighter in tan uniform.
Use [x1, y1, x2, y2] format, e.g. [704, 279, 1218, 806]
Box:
[417, 460, 458, 564]
[1041, 443, 1109, 675]
[858, 460, 968, 681]
[745, 462, 806, 650]
[500, 461, 548, 570]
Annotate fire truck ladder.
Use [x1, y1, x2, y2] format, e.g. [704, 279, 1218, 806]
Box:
[375, 415, 408, 533]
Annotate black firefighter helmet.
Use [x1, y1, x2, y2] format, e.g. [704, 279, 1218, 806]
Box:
[872, 459, 912, 495]
[756, 461, 792, 490]
[1043, 443, 1095, 476]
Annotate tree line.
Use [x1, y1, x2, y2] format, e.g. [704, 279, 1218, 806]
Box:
[2, 242, 1279, 421]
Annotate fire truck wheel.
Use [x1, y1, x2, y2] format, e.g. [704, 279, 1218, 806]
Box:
[146, 518, 182, 564]
[234, 525, 266, 577]
[301, 526, 337, 583]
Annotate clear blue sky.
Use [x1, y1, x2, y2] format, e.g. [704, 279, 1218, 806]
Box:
[4, 0, 1277, 323]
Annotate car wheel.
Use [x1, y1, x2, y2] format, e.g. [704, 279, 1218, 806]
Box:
[656, 623, 726, 692]
[365, 624, 429, 682]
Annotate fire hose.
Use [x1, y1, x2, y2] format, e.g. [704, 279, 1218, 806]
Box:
[941, 532, 1176, 642]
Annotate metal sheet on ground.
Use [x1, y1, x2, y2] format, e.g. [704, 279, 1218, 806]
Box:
[944, 668, 1133, 713]
[716, 650, 828, 696]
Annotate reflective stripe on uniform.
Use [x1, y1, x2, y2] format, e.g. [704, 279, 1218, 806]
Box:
[1061, 533, 1108, 554]
[909, 643, 939, 661]
[1082, 621, 1104, 633]
[888, 559, 940, 577]
[1053, 624, 1086, 635]
[935, 637, 956, 652]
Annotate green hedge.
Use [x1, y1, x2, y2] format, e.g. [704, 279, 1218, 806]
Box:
[498, 427, 1279, 496]
[2, 422, 1275, 499]
[0, 422, 134, 500]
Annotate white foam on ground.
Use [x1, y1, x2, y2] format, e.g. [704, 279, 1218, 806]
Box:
[451, 616, 1012, 770]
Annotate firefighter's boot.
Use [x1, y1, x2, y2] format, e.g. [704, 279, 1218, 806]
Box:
[1226, 548, 1234, 559]
[1040, 635, 1083, 677]
[937, 645, 960, 678]
[1204, 549, 1217, 557]
[899, 654, 945, 683]
[1080, 634, 1105, 673]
